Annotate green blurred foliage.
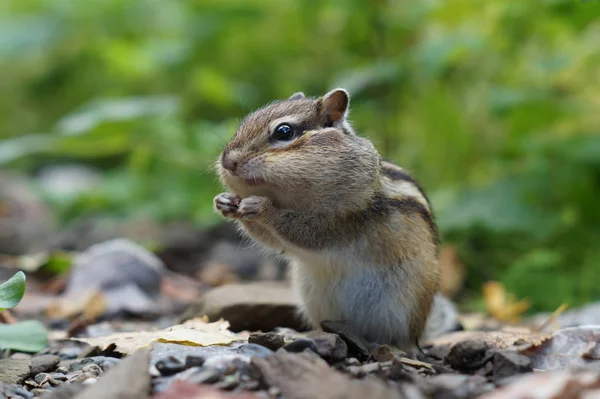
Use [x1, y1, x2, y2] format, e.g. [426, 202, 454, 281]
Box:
[0, 0, 599, 311]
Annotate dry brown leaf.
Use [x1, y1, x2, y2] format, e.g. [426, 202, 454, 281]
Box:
[74, 318, 243, 354]
[483, 281, 530, 323]
[397, 356, 435, 372]
[479, 370, 600, 399]
[46, 290, 107, 321]
[426, 329, 552, 351]
[438, 245, 466, 297]
[526, 326, 600, 371]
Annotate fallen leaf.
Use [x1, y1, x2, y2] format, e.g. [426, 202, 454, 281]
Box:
[73, 318, 243, 354]
[425, 329, 552, 359]
[397, 356, 435, 372]
[46, 289, 108, 320]
[479, 370, 600, 399]
[483, 281, 530, 323]
[0, 320, 48, 352]
[526, 326, 600, 371]
[438, 245, 466, 297]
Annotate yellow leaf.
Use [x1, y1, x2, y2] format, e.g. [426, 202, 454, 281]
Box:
[73, 318, 243, 354]
[483, 281, 530, 323]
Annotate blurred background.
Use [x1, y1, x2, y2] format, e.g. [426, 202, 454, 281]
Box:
[1, 0, 599, 314]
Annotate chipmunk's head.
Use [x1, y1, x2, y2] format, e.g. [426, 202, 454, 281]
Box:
[217, 89, 379, 210]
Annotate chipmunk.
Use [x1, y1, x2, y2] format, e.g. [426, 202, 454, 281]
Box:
[214, 88, 446, 348]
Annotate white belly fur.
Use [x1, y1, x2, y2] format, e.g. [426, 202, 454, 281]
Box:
[289, 250, 413, 346]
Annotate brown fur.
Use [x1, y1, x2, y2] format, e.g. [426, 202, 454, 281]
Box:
[214, 89, 441, 347]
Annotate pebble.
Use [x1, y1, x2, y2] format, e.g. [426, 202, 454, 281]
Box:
[491, 351, 533, 379]
[184, 355, 205, 368]
[186, 367, 222, 384]
[321, 320, 372, 359]
[30, 354, 60, 375]
[307, 331, 348, 362]
[156, 356, 187, 376]
[370, 345, 395, 362]
[83, 377, 98, 385]
[214, 374, 240, 390]
[237, 344, 274, 358]
[51, 372, 68, 381]
[67, 356, 119, 372]
[281, 338, 318, 354]
[34, 373, 50, 384]
[249, 332, 285, 351]
[14, 387, 35, 398]
[81, 364, 103, 377]
[445, 339, 490, 372]
[346, 362, 381, 377]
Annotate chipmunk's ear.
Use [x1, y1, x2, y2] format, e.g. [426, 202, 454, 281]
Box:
[322, 88, 349, 124]
[288, 92, 305, 101]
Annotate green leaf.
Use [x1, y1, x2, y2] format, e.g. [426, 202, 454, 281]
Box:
[0, 271, 26, 310]
[0, 320, 48, 353]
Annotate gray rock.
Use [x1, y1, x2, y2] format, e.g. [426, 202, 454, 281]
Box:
[248, 332, 285, 351]
[34, 372, 50, 384]
[321, 320, 372, 360]
[491, 351, 532, 379]
[181, 282, 306, 332]
[31, 355, 60, 375]
[63, 239, 165, 316]
[0, 358, 31, 384]
[307, 331, 348, 362]
[72, 348, 151, 399]
[281, 339, 319, 354]
[444, 339, 490, 372]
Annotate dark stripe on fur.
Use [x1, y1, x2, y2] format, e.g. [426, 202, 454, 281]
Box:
[356, 194, 438, 245]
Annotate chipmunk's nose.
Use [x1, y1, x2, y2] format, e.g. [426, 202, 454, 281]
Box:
[221, 151, 239, 173]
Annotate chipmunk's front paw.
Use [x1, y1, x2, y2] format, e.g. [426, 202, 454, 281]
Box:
[238, 196, 271, 220]
[214, 192, 241, 218]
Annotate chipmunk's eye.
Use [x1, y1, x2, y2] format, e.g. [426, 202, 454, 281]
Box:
[272, 124, 295, 141]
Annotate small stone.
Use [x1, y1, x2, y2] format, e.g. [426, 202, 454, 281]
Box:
[186, 367, 221, 384]
[68, 358, 96, 372]
[184, 355, 205, 368]
[282, 339, 318, 354]
[491, 351, 533, 379]
[81, 364, 103, 377]
[214, 374, 239, 390]
[97, 357, 120, 372]
[182, 282, 306, 332]
[249, 332, 285, 351]
[13, 387, 35, 399]
[34, 373, 50, 384]
[445, 339, 490, 372]
[346, 362, 380, 377]
[0, 358, 31, 384]
[155, 356, 186, 376]
[238, 343, 274, 358]
[321, 320, 372, 359]
[83, 377, 98, 385]
[51, 373, 67, 381]
[345, 358, 360, 366]
[23, 378, 39, 388]
[307, 331, 348, 362]
[56, 366, 69, 374]
[30, 354, 60, 375]
[370, 345, 394, 363]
